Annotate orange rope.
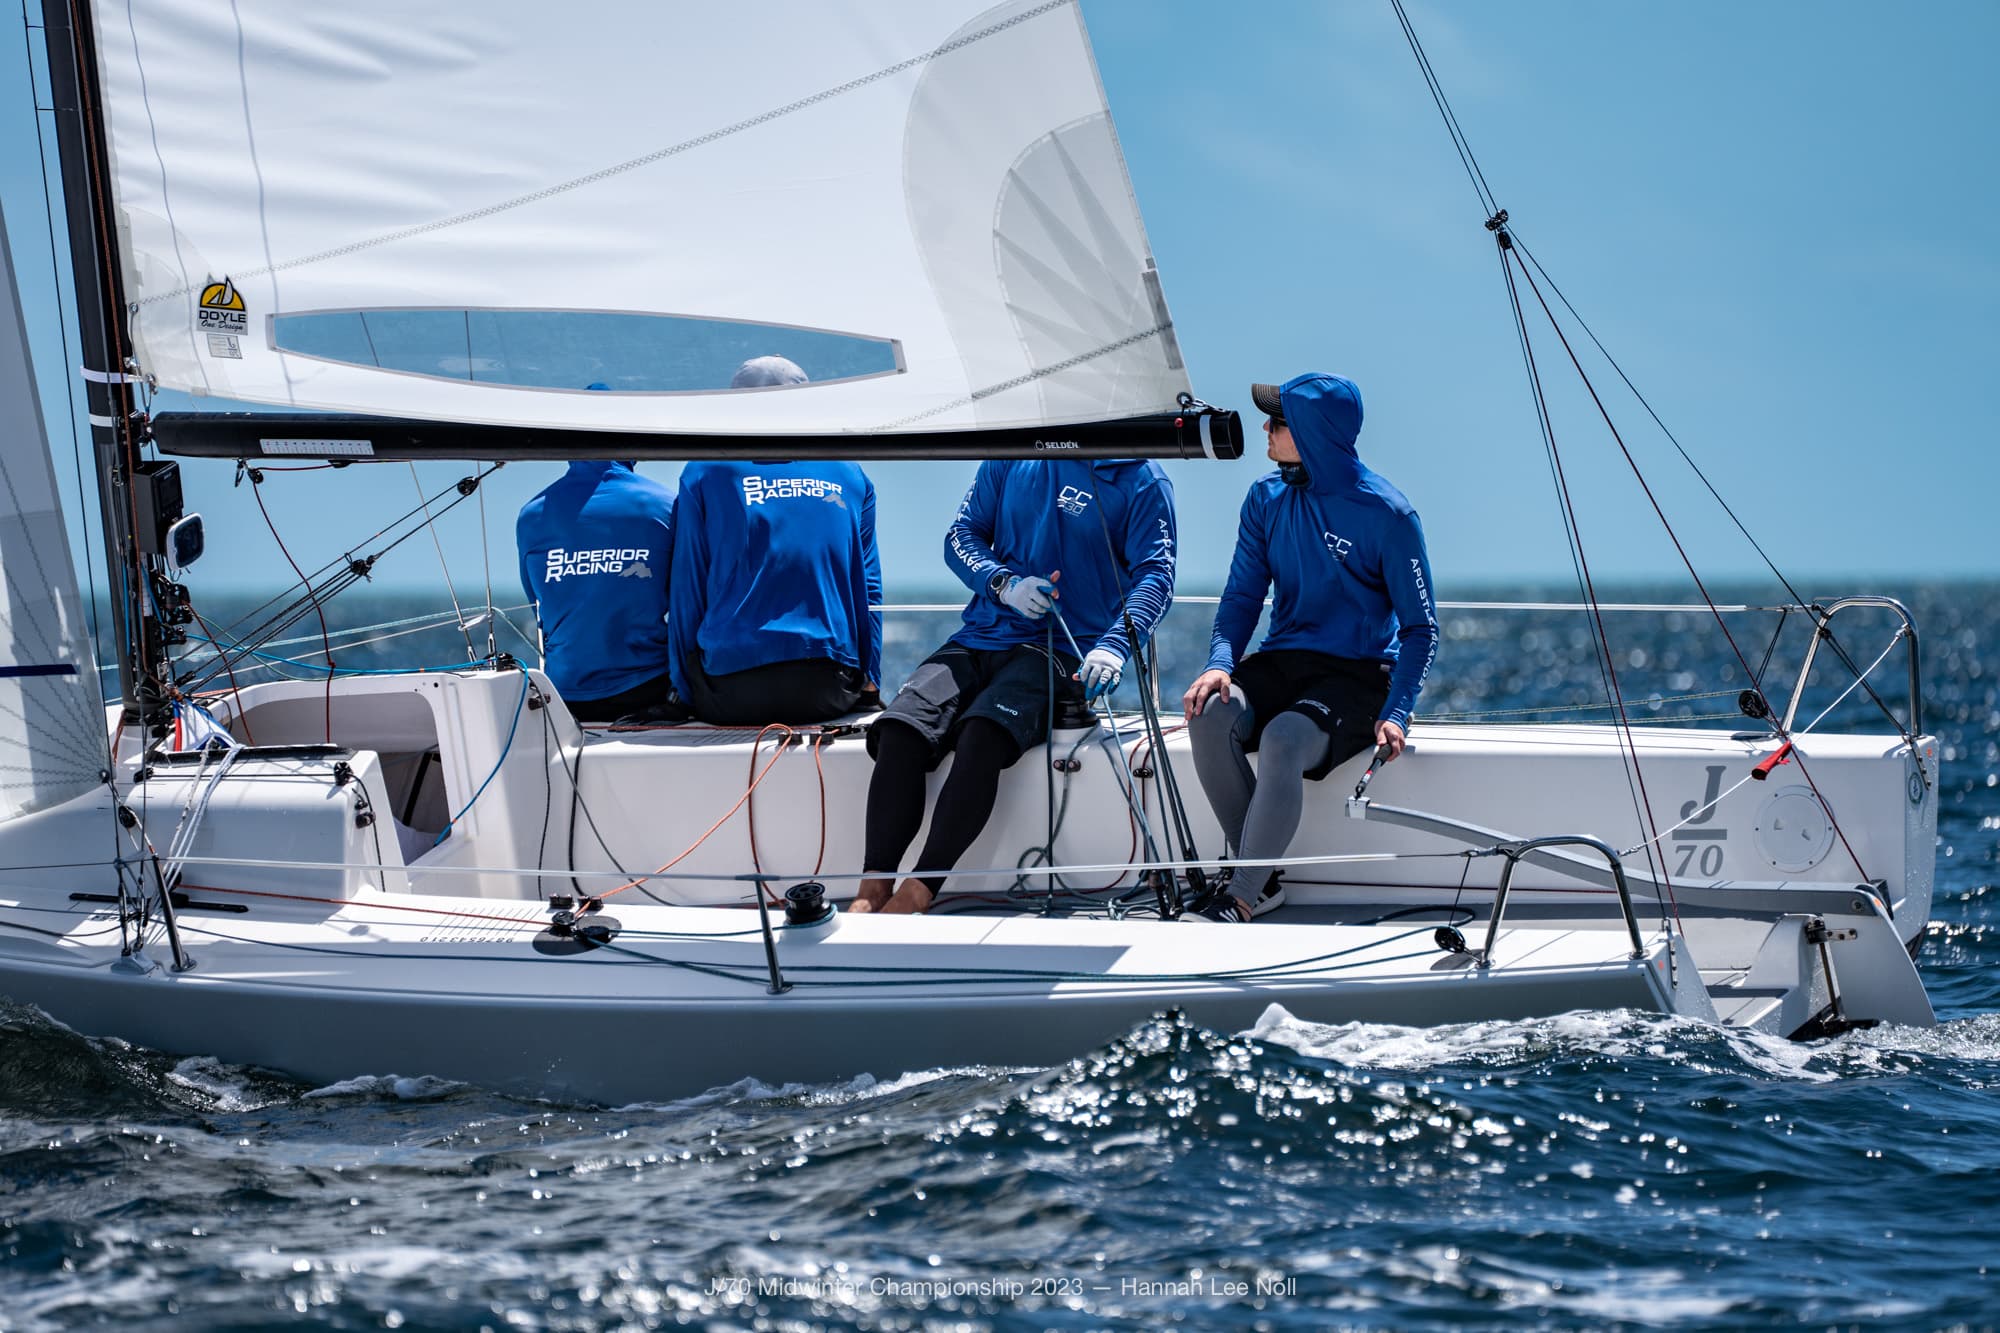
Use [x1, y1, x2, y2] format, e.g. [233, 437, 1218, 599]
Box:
[594, 739, 794, 907]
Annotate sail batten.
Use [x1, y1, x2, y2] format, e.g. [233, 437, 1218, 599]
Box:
[92, 0, 1209, 441]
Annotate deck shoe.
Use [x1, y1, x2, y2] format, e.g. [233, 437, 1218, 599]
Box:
[848, 877, 894, 913]
[880, 878, 936, 915]
[1185, 868, 1233, 916]
[1196, 893, 1252, 923]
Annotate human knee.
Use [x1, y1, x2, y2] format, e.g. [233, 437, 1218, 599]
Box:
[868, 718, 931, 773]
[953, 717, 1021, 770]
[1260, 712, 1330, 772]
[1189, 684, 1249, 741]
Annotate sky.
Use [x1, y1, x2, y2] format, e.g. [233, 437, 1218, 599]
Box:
[3, 0, 1996, 608]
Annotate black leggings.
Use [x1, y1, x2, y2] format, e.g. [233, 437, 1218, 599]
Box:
[862, 718, 1019, 895]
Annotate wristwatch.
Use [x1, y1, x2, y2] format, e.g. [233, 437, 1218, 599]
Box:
[986, 570, 1013, 603]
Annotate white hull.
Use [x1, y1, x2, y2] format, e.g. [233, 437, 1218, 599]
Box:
[0, 670, 1937, 1102]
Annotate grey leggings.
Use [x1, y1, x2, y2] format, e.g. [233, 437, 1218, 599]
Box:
[1188, 686, 1330, 906]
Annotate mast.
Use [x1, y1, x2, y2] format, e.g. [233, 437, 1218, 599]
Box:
[40, 0, 147, 716]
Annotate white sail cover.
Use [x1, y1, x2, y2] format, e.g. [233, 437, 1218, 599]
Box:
[89, 0, 1191, 436]
[0, 211, 106, 819]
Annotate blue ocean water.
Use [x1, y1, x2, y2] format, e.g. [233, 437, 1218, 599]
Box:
[2, 582, 1995, 1330]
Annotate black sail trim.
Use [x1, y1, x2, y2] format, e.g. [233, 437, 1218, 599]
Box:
[148, 410, 1243, 462]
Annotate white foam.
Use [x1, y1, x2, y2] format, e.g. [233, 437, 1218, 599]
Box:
[303, 1073, 464, 1101]
[167, 1056, 276, 1111]
[620, 1063, 1017, 1113]
[1240, 1003, 1984, 1085]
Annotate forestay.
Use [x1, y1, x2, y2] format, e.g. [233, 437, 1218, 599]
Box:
[0, 211, 104, 818]
[90, 0, 1192, 436]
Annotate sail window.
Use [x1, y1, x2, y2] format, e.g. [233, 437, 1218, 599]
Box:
[270, 309, 903, 393]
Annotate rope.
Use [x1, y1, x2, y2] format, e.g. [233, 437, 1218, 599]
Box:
[592, 740, 795, 907]
[1507, 256, 1870, 882]
[410, 463, 478, 663]
[1799, 628, 1907, 735]
[247, 473, 335, 741]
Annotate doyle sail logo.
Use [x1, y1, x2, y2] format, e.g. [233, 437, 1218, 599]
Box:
[544, 547, 651, 583]
[196, 277, 248, 336]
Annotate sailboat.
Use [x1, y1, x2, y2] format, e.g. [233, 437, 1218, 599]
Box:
[0, 0, 1936, 1105]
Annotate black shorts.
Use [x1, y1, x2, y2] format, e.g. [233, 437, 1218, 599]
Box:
[568, 670, 678, 724]
[867, 640, 1083, 769]
[1232, 648, 1391, 781]
[684, 654, 874, 726]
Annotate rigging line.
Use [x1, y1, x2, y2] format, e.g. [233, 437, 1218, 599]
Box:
[477, 469, 496, 659]
[1517, 230, 1916, 741]
[243, 470, 336, 740]
[189, 466, 504, 692]
[1507, 256, 1871, 882]
[554, 704, 672, 908]
[812, 731, 828, 877]
[743, 723, 797, 899]
[431, 667, 529, 846]
[245, 472, 335, 742]
[1620, 768, 1760, 859]
[167, 844, 1491, 888]
[1809, 615, 1916, 744]
[1752, 605, 1789, 689]
[577, 738, 792, 909]
[1498, 242, 1679, 926]
[1389, 0, 1497, 217]
[1800, 628, 1907, 735]
[1494, 229, 1661, 885]
[1506, 233, 1804, 606]
[409, 463, 477, 663]
[207, 465, 499, 647]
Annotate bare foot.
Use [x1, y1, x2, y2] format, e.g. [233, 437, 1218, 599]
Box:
[848, 877, 894, 913]
[880, 878, 936, 915]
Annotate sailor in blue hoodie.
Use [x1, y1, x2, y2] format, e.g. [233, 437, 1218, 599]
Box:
[853, 458, 1177, 915]
[516, 460, 676, 722]
[667, 456, 882, 724]
[666, 356, 882, 724]
[1182, 373, 1438, 922]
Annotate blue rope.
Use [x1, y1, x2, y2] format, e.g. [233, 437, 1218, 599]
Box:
[433, 671, 531, 846]
[185, 633, 483, 676]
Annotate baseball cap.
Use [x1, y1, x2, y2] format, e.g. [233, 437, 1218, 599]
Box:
[1250, 382, 1285, 423]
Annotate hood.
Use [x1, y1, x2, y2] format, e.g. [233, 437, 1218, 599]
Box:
[1280, 372, 1364, 496]
[563, 460, 638, 481]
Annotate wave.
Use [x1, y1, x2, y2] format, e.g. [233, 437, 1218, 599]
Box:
[1247, 1003, 2000, 1084]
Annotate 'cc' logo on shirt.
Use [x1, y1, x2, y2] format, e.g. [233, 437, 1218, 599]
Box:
[1323, 531, 1353, 563]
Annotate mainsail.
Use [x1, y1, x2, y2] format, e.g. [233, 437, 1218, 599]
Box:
[89, 0, 1211, 446]
[0, 208, 105, 818]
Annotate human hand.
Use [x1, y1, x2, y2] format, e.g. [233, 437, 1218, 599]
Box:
[1183, 668, 1232, 722]
[997, 573, 1057, 620]
[1374, 719, 1407, 761]
[1075, 646, 1125, 701]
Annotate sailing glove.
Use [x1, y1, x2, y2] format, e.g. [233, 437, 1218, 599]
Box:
[996, 574, 1057, 620]
[1077, 646, 1124, 700]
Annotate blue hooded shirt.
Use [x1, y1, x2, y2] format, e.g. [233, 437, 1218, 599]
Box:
[945, 459, 1176, 659]
[667, 460, 882, 694]
[1206, 373, 1438, 730]
[517, 461, 674, 702]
